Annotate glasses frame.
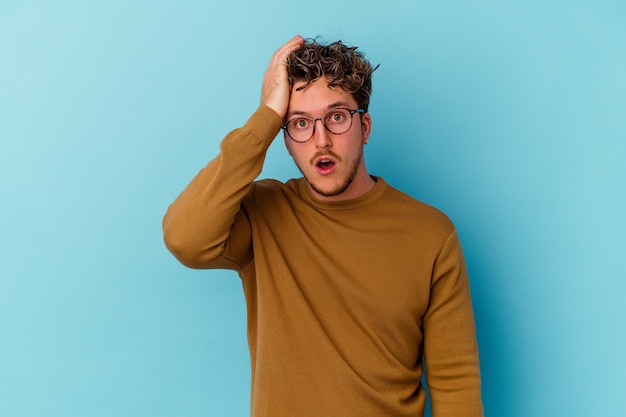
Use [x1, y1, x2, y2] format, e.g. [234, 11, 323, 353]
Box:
[281, 107, 365, 143]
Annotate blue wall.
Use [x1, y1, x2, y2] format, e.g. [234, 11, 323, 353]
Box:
[1, 1, 624, 416]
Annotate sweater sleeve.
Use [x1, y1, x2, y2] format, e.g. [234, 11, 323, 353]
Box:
[162, 105, 283, 271]
[423, 229, 484, 417]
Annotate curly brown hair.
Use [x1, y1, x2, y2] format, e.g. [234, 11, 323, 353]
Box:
[286, 38, 378, 112]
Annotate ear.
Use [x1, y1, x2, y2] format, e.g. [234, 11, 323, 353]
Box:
[360, 112, 372, 144]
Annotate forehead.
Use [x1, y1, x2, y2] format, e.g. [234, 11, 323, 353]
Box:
[288, 79, 357, 116]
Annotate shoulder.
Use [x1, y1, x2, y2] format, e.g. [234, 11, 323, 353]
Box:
[249, 177, 311, 201]
[380, 180, 456, 236]
[250, 178, 291, 196]
[244, 178, 299, 209]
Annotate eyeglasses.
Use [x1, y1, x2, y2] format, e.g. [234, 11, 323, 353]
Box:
[281, 107, 365, 143]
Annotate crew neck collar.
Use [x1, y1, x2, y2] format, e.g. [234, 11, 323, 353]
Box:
[297, 176, 387, 211]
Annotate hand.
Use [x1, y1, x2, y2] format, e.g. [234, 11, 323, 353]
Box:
[261, 35, 304, 118]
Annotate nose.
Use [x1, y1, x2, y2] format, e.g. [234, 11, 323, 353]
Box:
[312, 118, 332, 149]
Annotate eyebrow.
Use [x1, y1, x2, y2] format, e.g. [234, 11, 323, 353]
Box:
[287, 101, 352, 118]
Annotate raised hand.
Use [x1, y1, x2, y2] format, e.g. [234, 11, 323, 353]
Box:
[261, 35, 304, 119]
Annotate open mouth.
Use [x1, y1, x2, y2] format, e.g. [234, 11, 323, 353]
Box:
[315, 158, 336, 174]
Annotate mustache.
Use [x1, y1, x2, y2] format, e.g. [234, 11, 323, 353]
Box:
[310, 151, 342, 165]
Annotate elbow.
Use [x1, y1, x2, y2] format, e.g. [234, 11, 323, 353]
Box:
[163, 224, 217, 269]
[163, 230, 195, 268]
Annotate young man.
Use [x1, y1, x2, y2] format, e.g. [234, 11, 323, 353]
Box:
[163, 35, 483, 417]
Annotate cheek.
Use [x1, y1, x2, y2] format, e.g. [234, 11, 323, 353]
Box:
[286, 143, 309, 164]
[283, 134, 292, 156]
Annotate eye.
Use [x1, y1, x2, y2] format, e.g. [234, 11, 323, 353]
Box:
[326, 110, 347, 124]
[290, 118, 312, 130]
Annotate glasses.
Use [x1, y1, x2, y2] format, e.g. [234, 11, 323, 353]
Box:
[282, 107, 365, 143]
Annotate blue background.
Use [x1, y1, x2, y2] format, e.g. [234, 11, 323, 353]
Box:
[2, 1, 625, 416]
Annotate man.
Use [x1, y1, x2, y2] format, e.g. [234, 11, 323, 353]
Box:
[163, 35, 483, 417]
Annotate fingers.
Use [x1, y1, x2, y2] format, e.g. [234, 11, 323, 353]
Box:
[271, 35, 304, 66]
[267, 36, 302, 86]
[261, 35, 304, 118]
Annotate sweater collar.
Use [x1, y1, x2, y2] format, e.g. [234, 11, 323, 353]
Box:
[295, 176, 387, 211]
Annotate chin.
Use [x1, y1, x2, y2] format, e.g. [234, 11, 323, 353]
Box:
[308, 177, 353, 198]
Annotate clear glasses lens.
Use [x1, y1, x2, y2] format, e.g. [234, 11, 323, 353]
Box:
[286, 108, 355, 143]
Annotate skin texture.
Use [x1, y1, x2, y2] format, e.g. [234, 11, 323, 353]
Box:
[260, 35, 374, 202]
[260, 35, 304, 118]
[283, 79, 374, 201]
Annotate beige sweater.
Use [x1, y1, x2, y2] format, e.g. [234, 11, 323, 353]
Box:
[163, 106, 483, 417]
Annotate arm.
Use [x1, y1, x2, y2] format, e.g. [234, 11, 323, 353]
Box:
[162, 35, 304, 270]
[423, 230, 484, 417]
[162, 106, 281, 269]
